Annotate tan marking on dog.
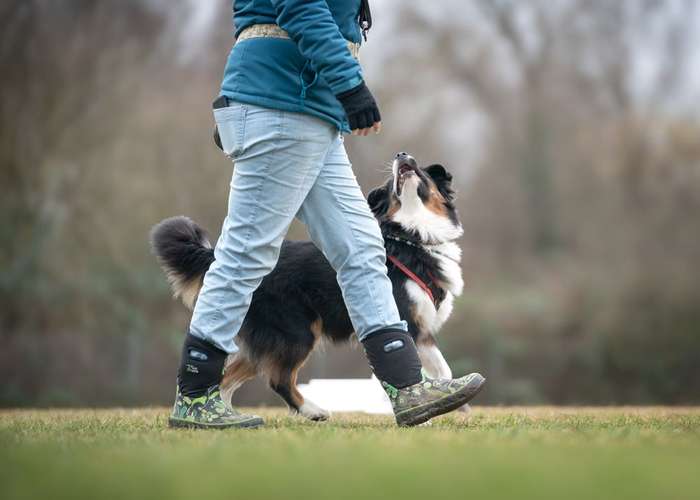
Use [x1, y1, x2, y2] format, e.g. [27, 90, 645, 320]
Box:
[383, 197, 401, 220]
[425, 188, 448, 218]
[264, 359, 306, 409]
[158, 260, 203, 310]
[220, 354, 257, 407]
[178, 278, 203, 310]
[291, 364, 330, 420]
[262, 336, 329, 419]
[221, 356, 257, 391]
[310, 318, 324, 340]
[288, 367, 305, 408]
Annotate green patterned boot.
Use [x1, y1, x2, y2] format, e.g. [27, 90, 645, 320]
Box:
[382, 373, 485, 426]
[169, 385, 264, 429]
[362, 330, 486, 427]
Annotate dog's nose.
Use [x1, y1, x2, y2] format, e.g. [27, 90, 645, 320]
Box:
[395, 152, 408, 159]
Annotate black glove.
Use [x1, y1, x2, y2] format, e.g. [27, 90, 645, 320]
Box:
[336, 82, 381, 131]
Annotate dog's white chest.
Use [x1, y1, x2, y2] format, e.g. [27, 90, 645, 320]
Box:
[405, 281, 454, 335]
[431, 242, 463, 296]
[404, 242, 462, 335]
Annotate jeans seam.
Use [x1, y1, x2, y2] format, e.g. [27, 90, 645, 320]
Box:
[237, 104, 248, 152]
[288, 113, 332, 212]
[223, 144, 275, 290]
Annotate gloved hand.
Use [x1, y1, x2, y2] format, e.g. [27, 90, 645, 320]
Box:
[336, 82, 382, 135]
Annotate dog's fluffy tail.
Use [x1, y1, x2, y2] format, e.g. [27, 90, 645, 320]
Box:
[150, 216, 214, 310]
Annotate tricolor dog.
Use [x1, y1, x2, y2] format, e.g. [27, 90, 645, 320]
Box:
[151, 152, 465, 420]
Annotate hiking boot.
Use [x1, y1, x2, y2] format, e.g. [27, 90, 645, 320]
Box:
[362, 329, 486, 426]
[169, 333, 262, 429]
[169, 385, 264, 429]
[381, 373, 485, 427]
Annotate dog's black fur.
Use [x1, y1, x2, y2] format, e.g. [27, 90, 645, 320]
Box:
[151, 154, 464, 420]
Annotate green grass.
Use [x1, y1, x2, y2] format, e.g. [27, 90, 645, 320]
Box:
[1, 407, 699, 500]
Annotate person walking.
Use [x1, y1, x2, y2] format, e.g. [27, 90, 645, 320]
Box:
[170, 0, 485, 429]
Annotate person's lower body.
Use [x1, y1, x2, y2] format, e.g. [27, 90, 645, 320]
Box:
[170, 102, 484, 429]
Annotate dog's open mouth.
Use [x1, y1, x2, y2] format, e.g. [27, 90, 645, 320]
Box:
[396, 162, 417, 195]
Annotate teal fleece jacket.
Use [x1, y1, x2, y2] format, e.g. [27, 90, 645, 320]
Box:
[220, 0, 365, 132]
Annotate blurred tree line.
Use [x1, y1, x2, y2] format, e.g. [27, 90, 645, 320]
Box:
[1, 0, 699, 407]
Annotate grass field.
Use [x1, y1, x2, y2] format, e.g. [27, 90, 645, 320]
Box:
[2, 407, 699, 500]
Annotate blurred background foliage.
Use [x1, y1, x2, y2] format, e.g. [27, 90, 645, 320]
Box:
[1, 0, 699, 407]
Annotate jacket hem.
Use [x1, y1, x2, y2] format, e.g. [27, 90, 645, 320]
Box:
[218, 91, 351, 134]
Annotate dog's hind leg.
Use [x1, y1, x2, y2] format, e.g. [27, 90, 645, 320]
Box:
[220, 354, 257, 408]
[269, 365, 330, 422]
[264, 331, 330, 422]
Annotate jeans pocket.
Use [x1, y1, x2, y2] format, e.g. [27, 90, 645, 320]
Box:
[213, 104, 247, 158]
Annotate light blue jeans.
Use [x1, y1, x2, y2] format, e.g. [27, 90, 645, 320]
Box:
[190, 102, 407, 353]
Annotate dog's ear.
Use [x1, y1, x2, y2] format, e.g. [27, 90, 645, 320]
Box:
[367, 185, 389, 217]
[423, 164, 455, 201]
[423, 164, 452, 183]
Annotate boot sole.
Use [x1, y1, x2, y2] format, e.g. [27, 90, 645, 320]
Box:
[168, 415, 264, 430]
[395, 374, 486, 427]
